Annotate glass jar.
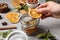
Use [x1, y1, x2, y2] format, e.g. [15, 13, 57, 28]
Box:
[20, 14, 40, 35]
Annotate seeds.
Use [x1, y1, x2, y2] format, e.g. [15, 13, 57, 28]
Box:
[0, 15, 3, 19]
[2, 21, 8, 26]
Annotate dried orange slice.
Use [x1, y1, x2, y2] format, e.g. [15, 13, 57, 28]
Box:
[11, 0, 25, 8]
[6, 12, 19, 23]
[22, 0, 26, 3]
[11, 0, 21, 8]
[6, 12, 19, 19]
[20, 10, 27, 14]
[9, 17, 19, 23]
[29, 8, 42, 18]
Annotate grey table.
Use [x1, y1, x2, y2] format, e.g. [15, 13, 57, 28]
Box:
[0, 0, 60, 40]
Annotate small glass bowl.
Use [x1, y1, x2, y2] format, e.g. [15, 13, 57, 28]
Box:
[5, 30, 28, 40]
[26, 0, 40, 8]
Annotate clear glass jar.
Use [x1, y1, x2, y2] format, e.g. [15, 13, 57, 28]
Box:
[20, 14, 40, 35]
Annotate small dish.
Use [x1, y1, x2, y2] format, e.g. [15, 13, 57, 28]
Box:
[5, 30, 28, 40]
[26, 0, 40, 8]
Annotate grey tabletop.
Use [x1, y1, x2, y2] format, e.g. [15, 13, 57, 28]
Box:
[0, 0, 60, 40]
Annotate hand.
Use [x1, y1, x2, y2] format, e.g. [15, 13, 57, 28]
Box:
[36, 1, 60, 19]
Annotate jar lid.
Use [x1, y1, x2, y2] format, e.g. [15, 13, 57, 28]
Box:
[5, 30, 28, 40]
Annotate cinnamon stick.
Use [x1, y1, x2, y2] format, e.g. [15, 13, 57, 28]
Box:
[0, 26, 17, 30]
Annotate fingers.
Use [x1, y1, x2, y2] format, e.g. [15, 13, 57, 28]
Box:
[41, 12, 52, 19]
[36, 3, 48, 9]
[36, 7, 50, 13]
[36, 7, 51, 19]
[36, 1, 55, 19]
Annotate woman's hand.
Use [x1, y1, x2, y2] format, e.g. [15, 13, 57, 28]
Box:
[36, 1, 60, 19]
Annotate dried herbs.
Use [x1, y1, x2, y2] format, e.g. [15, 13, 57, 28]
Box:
[37, 30, 56, 40]
[0, 30, 12, 38]
[14, 4, 28, 11]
